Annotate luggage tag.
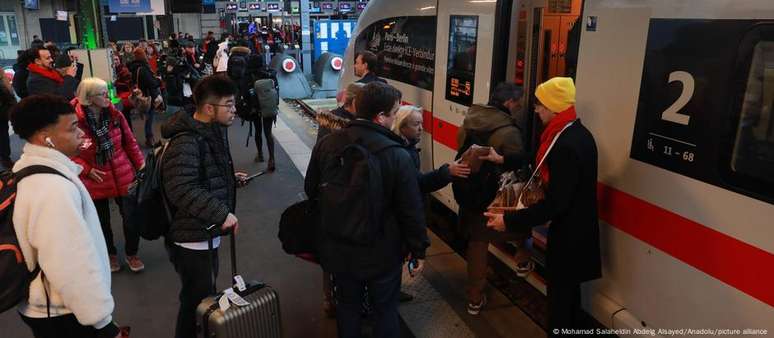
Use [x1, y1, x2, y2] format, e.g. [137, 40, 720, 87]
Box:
[218, 293, 231, 312]
[233, 275, 247, 292]
[224, 288, 250, 307]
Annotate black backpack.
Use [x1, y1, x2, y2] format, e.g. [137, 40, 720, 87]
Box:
[124, 132, 204, 240]
[0, 165, 66, 313]
[317, 131, 401, 245]
[451, 127, 509, 212]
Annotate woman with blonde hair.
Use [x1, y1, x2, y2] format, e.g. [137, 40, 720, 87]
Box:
[392, 105, 471, 192]
[71, 77, 146, 273]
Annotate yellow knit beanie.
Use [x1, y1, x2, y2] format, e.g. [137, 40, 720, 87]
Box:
[535, 77, 576, 113]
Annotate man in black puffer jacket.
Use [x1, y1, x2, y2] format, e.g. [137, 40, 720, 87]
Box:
[161, 75, 251, 338]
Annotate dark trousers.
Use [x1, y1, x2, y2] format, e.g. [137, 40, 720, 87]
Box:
[332, 265, 401, 338]
[547, 281, 581, 337]
[168, 244, 219, 338]
[0, 115, 10, 161]
[253, 116, 275, 158]
[144, 95, 158, 139]
[94, 197, 139, 256]
[21, 313, 98, 338]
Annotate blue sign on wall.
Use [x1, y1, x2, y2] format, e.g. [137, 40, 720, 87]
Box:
[108, 0, 151, 13]
[313, 20, 358, 62]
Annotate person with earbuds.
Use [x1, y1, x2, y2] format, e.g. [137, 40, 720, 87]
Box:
[10, 94, 122, 338]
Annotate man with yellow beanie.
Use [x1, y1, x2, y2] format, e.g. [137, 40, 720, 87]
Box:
[482, 77, 601, 336]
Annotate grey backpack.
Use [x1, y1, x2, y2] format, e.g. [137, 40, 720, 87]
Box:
[254, 79, 279, 118]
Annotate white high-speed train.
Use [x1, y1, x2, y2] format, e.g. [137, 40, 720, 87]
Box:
[338, 0, 774, 333]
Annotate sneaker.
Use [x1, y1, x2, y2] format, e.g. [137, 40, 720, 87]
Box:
[109, 255, 121, 272]
[516, 260, 535, 278]
[125, 255, 145, 272]
[467, 294, 487, 316]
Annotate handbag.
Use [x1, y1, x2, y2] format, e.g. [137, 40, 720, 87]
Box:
[129, 68, 151, 113]
[488, 120, 577, 213]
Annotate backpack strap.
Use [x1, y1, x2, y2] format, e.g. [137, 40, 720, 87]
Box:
[14, 165, 66, 182]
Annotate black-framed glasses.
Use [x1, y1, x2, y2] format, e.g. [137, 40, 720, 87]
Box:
[207, 102, 236, 109]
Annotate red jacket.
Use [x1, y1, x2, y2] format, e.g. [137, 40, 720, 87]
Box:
[71, 98, 145, 200]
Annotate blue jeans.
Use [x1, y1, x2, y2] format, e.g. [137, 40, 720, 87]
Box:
[333, 265, 401, 338]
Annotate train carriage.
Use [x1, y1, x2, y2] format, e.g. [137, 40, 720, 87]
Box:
[340, 0, 774, 333]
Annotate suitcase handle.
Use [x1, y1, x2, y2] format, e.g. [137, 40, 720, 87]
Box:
[207, 230, 239, 295]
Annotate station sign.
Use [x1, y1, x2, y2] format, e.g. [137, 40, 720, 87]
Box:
[339, 3, 352, 12]
[321, 2, 334, 11]
[225, 3, 238, 12]
[267, 2, 281, 11]
[357, 3, 367, 11]
[248, 3, 261, 10]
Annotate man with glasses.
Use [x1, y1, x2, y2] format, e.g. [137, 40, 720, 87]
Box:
[160, 75, 251, 338]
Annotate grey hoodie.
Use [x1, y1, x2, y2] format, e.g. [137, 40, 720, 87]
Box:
[457, 104, 524, 158]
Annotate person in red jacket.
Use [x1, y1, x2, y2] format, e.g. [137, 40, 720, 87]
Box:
[71, 77, 146, 273]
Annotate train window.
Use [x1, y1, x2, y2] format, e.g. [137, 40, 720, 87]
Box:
[353, 16, 437, 90]
[445, 15, 478, 106]
[731, 41, 774, 185]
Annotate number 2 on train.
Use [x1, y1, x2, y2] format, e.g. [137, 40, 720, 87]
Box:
[661, 71, 694, 125]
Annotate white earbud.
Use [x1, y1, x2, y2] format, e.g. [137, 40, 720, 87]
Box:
[44, 137, 55, 148]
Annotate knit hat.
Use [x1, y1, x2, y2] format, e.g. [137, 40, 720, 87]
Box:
[535, 77, 576, 113]
[132, 47, 147, 62]
[53, 53, 72, 69]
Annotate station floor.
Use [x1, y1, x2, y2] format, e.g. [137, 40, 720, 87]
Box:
[0, 100, 546, 338]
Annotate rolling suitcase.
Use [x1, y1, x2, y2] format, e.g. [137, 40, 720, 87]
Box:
[196, 233, 282, 338]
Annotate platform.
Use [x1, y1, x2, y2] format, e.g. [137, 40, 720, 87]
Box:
[0, 101, 547, 338]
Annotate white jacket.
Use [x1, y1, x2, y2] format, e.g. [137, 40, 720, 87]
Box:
[12, 143, 114, 329]
[214, 40, 230, 72]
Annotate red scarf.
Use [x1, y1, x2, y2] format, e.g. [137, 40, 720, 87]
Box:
[535, 106, 577, 184]
[27, 64, 64, 85]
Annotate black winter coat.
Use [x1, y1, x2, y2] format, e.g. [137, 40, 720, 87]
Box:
[305, 120, 429, 278]
[12, 63, 29, 98]
[315, 107, 354, 143]
[161, 111, 237, 243]
[26, 71, 78, 100]
[127, 60, 160, 98]
[405, 139, 451, 194]
[356, 72, 387, 84]
[503, 120, 601, 284]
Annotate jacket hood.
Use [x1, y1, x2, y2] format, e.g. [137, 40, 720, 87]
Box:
[229, 46, 251, 56]
[347, 119, 407, 148]
[317, 108, 353, 132]
[161, 110, 217, 140]
[463, 104, 517, 132]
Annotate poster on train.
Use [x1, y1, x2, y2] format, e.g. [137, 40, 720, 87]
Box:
[354, 16, 437, 90]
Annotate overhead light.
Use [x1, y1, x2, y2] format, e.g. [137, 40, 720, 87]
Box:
[470, 0, 496, 3]
[419, 6, 436, 11]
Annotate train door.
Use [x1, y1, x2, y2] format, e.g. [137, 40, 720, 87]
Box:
[430, 0, 498, 210]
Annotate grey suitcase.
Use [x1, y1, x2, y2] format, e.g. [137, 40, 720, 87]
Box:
[196, 234, 282, 338]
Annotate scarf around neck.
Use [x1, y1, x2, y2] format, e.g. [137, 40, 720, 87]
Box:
[85, 107, 115, 166]
[535, 106, 577, 184]
[28, 63, 64, 85]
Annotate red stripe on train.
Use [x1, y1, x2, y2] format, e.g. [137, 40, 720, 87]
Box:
[424, 111, 774, 307]
[597, 184, 774, 308]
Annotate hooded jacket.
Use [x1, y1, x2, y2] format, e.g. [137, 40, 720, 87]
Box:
[12, 144, 115, 331]
[305, 119, 429, 278]
[456, 104, 524, 158]
[161, 110, 236, 243]
[70, 98, 145, 200]
[127, 59, 160, 98]
[214, 40, 231, 72]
